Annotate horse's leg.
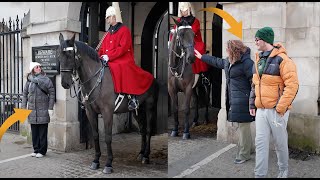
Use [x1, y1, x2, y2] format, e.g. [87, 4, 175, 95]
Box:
[204, 83, 211, 125]
[170, 93, 179, 137]
[101, 110, 114, 174]
[133, 105, 147, 163]
[192, 88, 199, 128]
[86, 108, 100, 170]
[143, 95, 157, 164]
[182, 87, 193, 140]
[203, 105, 209, 125]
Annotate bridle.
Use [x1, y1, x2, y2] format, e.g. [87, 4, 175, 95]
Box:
[169, 25, 194, 80]
[60, 44, 105, 108]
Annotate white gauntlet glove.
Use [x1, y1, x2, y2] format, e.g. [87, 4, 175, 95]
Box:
[48, 110, 54, 117]
[101, 55, 109, 62]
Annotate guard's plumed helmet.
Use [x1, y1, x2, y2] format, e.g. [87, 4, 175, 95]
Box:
[178, 2, 195, 17]
[105, 2, 123, 23]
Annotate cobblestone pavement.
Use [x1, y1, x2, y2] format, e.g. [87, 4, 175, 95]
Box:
[0, 132, 168, 178]
[168, 107, 320, 178]
[169, 135, 320, 178]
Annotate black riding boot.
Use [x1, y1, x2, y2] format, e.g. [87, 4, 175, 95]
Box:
[128, 95, 139, 111]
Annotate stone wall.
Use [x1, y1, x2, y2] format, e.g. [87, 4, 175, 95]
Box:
[216, 2, 320, 153]
[20, 2, 84, 152]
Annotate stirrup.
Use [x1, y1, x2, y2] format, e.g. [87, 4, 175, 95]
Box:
[128, 95, 139, 116]
[201, 73, 211, 86]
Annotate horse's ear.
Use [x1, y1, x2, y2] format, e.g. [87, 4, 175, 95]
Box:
[70, 34, 76, 45]
[171, 17, 180, 26]
[59, 33, 64, 45]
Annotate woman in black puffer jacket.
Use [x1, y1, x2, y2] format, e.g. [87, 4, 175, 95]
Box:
[195, 40, 254, 164]
[22, 62, 55, 158]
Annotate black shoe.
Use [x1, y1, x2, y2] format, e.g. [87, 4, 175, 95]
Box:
[234, 159, 248, 164]
[128, 96, 139, 111]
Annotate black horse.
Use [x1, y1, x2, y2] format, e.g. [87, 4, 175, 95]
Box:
[58, 33, 159, 174]
[168, 19, 210, 140]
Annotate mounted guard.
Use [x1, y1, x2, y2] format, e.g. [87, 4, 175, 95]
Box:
[97, 2, 154, 113]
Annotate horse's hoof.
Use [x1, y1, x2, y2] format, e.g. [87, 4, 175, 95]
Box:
[137, 153, 143, 161]
[142, 157, 150, 164]
[89, 161, 100, 170]
[170, 130, 178, 137]
[192, 122, 198, 128]
[182, 133, 190, 140]
[102, 166, 113, 174]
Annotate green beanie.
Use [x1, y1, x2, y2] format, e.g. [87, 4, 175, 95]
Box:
[255, 27, 274, 45]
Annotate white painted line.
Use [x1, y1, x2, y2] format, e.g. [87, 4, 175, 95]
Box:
[0, 149, 52, 164]
[173, 143, 237, 178]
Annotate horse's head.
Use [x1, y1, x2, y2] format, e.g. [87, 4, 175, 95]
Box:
[172, 17, 195, 64]
[58, 33, 78, 89]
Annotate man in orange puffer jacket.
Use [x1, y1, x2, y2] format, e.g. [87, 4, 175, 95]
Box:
[249, 27, 299, 178]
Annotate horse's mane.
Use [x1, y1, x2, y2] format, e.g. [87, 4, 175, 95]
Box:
[60, 39, 100, 62]
[74, 41, 100, 62]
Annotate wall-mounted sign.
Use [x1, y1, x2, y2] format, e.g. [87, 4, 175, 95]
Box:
[32, 45, 60, 74]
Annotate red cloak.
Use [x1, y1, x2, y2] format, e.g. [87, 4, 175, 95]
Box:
[98, 25, 153, 95]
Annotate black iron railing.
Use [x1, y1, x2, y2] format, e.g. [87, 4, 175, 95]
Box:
[0, 15, 24, 133]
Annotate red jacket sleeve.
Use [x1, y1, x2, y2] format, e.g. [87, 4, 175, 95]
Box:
[106, 27, 132, 61]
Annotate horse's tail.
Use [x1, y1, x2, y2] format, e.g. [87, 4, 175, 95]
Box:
[151, 78, 159, 136]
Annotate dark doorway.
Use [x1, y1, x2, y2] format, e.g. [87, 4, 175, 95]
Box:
[78, 2, 110, 145]
[79, 2, 169, 143]
[210, 3, 223, 109]
[141, 2, 168, 134]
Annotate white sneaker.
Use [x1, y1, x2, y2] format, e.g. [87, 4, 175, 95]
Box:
[277, 169, 288, 178]
[31, 153, 37, 157]
[36, 153, 44, 158]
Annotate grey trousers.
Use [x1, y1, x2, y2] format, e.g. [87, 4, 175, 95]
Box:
[235, 122, 252, 160]
[254, 108, 290, 177]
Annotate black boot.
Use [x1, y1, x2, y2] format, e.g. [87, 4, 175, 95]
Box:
[128, 95, 139, 111]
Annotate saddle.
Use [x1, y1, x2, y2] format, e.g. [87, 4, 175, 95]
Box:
[114, 93, 139, 116]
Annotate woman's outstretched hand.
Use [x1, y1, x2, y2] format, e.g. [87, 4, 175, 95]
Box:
[194, 49, 202, 59]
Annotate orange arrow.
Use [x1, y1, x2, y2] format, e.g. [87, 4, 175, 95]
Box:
[0, 108, 32, 141]
[200, 7, 243, 40]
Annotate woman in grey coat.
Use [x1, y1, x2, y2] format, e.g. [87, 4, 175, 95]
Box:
[21, 62, 55, 158]
[195, 40, 254, 164]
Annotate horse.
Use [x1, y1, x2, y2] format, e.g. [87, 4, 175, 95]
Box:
[168, 18, 211, 140]
[57, 33, 159, 174]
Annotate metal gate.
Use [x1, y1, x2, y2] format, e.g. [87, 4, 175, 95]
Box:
[0, 16, 24, 133]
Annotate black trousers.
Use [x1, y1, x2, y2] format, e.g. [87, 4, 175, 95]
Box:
[31, 123, 48, 155]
